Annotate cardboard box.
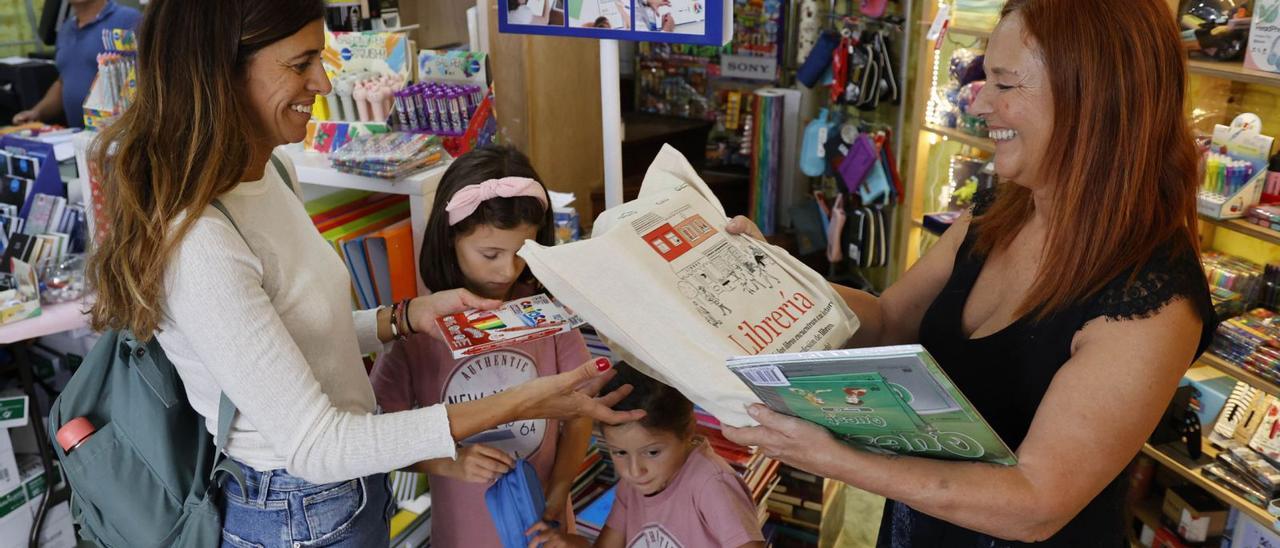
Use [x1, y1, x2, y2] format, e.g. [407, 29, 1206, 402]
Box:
[1182, 366, 1237, 428]
[0, 428, 18, 496]
[1246, 1, 1280, 74]
[1162, 485, 1229, 542]
[0, 455, 62, 548]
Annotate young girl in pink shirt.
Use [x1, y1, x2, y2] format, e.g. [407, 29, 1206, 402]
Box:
[528, 363, 766, 548]
[370, 146, 593, 547]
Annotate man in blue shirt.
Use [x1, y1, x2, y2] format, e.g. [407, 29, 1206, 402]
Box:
[12, 0, 142, 128]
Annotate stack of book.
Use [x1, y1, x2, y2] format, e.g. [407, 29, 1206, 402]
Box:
[388, 493, 432, 548]
[766, 464, 825, 542]
[572, 437, 619, 541]
[574, 485, 617, 542]
[304, 190, 418, 308]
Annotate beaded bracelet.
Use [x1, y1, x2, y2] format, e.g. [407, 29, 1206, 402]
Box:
[388, 303, 404, 341]
[400, 299, 417, 335]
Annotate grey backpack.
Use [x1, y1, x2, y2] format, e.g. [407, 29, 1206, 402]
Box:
[47, 157, 292, 547]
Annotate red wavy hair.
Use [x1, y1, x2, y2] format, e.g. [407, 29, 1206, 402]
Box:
[973, 0, 1200, 319]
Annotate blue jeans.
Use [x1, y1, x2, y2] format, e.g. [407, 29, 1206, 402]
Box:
[219, 460, 395, 548]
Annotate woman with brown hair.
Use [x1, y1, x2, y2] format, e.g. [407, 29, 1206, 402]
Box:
[85, 1, 641, 546]
[725, 0, 1215, 544]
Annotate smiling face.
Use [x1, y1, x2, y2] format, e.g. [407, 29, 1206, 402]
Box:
[239, 19, 331, 148]
[603, 422, 693, 496]
[455, 223, 540, 300]
[968, 12, 1054, 187]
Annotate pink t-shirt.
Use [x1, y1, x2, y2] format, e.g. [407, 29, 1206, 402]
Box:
[605, 443, 764, 548]
[369, 294, 589, 548]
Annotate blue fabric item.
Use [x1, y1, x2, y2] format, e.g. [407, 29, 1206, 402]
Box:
[54, 1, 142, 127]
[219, 461, 395, 548]
[800, 109, 832, 177]
[861, 152, 891, 204]
[797, 31, 839, 88]
[486, 460, 547, 548]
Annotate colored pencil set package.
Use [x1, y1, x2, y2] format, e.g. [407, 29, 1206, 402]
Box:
[436, 293, 585, 358]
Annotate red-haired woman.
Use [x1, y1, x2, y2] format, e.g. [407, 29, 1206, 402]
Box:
[724, 0, 1216, 544]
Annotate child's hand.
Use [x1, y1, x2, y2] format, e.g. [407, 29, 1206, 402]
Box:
[526, 522, 589, 548]
[726, 216, 766, 242]
[436, 444, 514, 483]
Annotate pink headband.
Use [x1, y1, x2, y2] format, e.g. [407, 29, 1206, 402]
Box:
[445, 177, 549, 226]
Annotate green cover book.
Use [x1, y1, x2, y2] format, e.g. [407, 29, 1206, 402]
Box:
[727, 345, 1017, 465]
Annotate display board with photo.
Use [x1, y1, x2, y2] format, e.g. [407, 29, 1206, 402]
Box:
[499, 0, 729, 45]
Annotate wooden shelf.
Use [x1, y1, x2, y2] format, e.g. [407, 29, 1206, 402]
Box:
[1200, 353, 1280, 398]
[1140, 441, 1279, 531]
[1188, 59, 1280, 87]
[1130, 497, 1164, 535]
[1199, 214, 1280, 246]
[922, 125, 996, 153]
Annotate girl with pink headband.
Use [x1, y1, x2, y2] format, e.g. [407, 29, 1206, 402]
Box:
[370, 146, 592, 546]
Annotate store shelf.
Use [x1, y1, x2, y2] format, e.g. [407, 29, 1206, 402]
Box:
[1200, 353, 1280, 398]
[280, 143, 443, 296]
[1188, 59, 1280, 87]
[922, 125, 995, 153]
[947, 25, 992, 39]
[1141, 441, 1279, 531]
[280, 143, 447, 197]
[1198, 214, 1280, 247]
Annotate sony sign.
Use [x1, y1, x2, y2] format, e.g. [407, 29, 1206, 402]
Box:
[721, 54, 778, 81]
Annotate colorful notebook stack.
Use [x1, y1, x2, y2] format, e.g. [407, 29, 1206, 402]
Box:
[1210, 309, 1280, 384]
[0, 193, 87, 272]
[305, 189, 418, 309]
[574, 484, 617, 542]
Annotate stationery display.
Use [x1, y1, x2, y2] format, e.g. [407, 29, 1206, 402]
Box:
[1198, 113, 1275, 220]
[81, 29, 138, 129]
[391, 83, 487, 136]
[328, 133, 445, 179]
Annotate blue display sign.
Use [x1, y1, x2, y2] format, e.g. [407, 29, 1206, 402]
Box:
[498, 0, 731, 46]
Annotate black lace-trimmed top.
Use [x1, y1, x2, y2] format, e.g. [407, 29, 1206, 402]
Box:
[877, 193, 1217, 547]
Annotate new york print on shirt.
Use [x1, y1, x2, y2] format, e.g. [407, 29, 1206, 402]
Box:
[445, 349, 546, 458]
[628, 524, 684, 548]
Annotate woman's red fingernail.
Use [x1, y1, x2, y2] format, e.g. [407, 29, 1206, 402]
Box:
[595, 357, 612, 372]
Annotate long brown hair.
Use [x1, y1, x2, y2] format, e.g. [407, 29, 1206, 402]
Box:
[87, 0, 324, 339]
[973, 0, 1200, 319]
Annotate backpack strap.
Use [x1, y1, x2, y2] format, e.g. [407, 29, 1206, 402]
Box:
[203, 153, 295, 485]
[269, 152, 295, 195]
